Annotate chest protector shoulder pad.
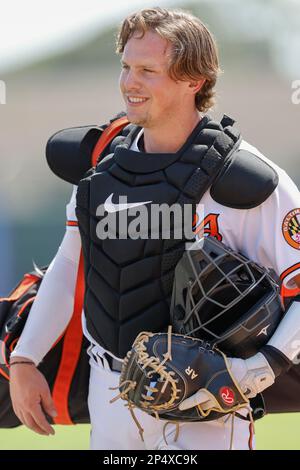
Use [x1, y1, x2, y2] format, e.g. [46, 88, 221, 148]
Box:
[45, 113, 128, 185]
[46, 125, 103, 185]
[210, 147, 279, 209]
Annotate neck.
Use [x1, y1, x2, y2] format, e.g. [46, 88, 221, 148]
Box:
[143, 111, 202, 154]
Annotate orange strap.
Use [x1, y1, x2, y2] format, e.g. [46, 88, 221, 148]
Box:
[52, 251, 85, 424]
[91, 116, 129, 167]
[0, 274, 40, 302]
[52, 115, 129, 424]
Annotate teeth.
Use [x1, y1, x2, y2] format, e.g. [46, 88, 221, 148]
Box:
[128, 97, 147, 103]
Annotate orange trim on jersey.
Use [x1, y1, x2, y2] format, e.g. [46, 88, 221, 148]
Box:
[52, 251, 85, 425]
[91, 116, 129, 167]
[280, 262, 300, 298]
[66, 220, 78, 227]
[0, 274, 40, 302]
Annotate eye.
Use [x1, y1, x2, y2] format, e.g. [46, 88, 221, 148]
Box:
[143, 69, 154, 73]
[121, 64, 129, 70]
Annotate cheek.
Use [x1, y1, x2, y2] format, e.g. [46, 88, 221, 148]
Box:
[154, 83, 182, 107]
[119, 72, 125, 91]
[150, 78, 176, 102]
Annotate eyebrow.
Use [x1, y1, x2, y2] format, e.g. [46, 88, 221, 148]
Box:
[120, 59, 158, 69]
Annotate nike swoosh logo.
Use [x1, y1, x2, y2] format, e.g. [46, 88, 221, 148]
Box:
[104, 193, 152, 213]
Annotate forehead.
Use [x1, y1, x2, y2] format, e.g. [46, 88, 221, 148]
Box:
[122, 30, 171, 67]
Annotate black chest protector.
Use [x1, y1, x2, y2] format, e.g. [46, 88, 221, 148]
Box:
[70, 116, 278, 358]
[74, 115, 278, 358]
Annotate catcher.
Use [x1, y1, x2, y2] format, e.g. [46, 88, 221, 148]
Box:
[9, 7, 300, 450]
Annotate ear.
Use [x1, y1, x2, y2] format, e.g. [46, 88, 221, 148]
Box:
[188, 78, 206, 95]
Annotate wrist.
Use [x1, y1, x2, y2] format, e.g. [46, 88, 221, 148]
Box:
[9, 356, 36, 366]
[260, 345, 292, 378]
[10, 353, 39, 366]
[237, 352, 275, 398]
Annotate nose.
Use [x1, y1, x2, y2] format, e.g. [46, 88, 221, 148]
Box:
[120, 68, 141, 92]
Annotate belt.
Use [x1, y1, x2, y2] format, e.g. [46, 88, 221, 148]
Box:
[102, 352, 123, 372]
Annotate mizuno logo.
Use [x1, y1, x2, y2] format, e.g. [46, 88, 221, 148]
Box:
[257, 324, 271, 337]
[104, 193, 152, 213]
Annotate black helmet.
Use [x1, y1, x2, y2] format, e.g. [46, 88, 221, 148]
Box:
[170, 237, 283, 359]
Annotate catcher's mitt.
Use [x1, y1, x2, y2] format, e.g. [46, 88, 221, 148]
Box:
[111, 327, 249, 426]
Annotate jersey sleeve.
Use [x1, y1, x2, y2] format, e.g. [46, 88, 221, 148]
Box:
[253, 169, 300, 292]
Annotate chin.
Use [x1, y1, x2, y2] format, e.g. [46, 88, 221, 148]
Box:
[127, 114, 147, 127]
[130, 119, 146, 126]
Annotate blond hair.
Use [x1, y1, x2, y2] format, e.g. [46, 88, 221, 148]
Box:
[116, 7, 221, 112]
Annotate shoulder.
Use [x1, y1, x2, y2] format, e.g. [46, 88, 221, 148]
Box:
[210, 140, 280, 209]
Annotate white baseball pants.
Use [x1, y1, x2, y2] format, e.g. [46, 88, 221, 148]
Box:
[87, 346, 255, 451]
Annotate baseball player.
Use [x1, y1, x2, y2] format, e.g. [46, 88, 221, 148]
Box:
[9, 8, 300, 450]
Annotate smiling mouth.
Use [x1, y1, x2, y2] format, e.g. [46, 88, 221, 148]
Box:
[127, 96, 149, 105]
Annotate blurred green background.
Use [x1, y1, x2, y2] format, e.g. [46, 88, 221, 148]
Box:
[0, 414, 300, 450]
[0, 0, 299, 450]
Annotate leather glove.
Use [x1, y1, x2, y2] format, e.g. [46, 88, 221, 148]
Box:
[179, 352, 275, 411]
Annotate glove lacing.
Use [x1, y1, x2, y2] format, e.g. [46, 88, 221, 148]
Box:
[110, 326, 180, 441]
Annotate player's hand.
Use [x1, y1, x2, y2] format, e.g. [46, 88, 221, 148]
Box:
[9, 358, 57, 436]
[179, 352, 275, 411]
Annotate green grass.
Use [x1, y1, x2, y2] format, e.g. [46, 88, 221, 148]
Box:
[0, 414, 299, 450]
[256, 414, 300, 450]
[0, 424, 90, 450]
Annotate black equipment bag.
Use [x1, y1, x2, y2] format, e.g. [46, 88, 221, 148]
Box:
[0, 264, 90, 428]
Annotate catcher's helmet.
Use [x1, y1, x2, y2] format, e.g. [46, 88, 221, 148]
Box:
[170, 237, 284, 359]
